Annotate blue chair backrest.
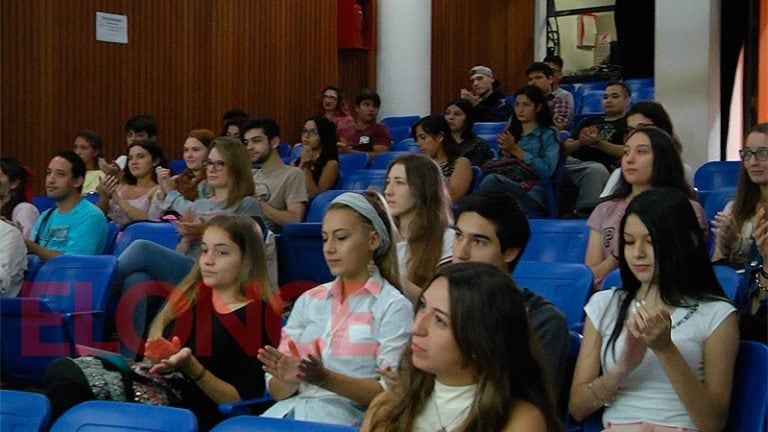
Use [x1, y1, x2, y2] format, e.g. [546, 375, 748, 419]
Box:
[472, 121, 507, 135]
[306, 189, 359, 223]
[702, 187, 736, 223]
[391, 138, 421, 153]
[112, 222, 180, 256]
[575, 81, 608, 98]
[623, 77, 654, 92]
[277, 223, 332, 285]
[694, 161, 741, 191]
[579, 91, 604, 114]
[24, 254, 42, 282]
[338, 152, 369, 175]
[211, 415, 357, 432]
[83, 192, 100, 205]
[291, 143, 304, 159]
[0, 389, 51, 432]
[725, 341, 768, 432]
[340, 169, 387, 191]
[32, 196, 55, 214]
[520, 219, 590, 263]
[369, 151, 412, 170]
[559, 83, 576, 94]
[601, 268, 622, 290]
[632, 85, 654, 102]
[277, 141, 291, 158]
[470, 166, 483, 193]
[49, 400, 198, 432]
[513, 261, 593, 330]
[387, 126, 412, 146]
[601, 265, 739, 302]
[380, 115, 420, 129]
[169, 159, 187, 175]
[102, 222, 120, 254]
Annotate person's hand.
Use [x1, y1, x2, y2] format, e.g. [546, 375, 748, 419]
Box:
[156, 167, 174, 195]
[553, 118, 567, 131]
[98, 158, 121, 177]
[628, 301, 673, 352]
[96, 175, 119, 197]
[459, 88, 481, 106]
[299, 146, 314, 166]
[377, 362, 398, 388]
[144, 336, 182, 363]
[498, 131, 521, 158]
[337, 137, 351, 153]
[258, 342, 302, 386]
[616, 312, 648, 375]
[298, 354, 329, 386]
[753, 206, 768, 263]
[0, 216, 23, 232]
[579, 126, 598, 146]
[711, 210, 737, 256]
[149, 346, 193, 375]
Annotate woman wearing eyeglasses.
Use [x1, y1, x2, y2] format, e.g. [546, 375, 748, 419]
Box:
[293, 115, 340, 198]
[711, 123, 768, 342]
[585, 126, 707, 286]
[318, 85, 353, 129]
[112, 137, 270, 359]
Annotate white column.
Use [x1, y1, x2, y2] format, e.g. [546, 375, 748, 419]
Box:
[655, 0, 721, 167]
[376, 0, 431, 118]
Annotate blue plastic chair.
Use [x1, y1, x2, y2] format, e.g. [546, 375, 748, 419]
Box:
[579, 91, 604, 114]
[575, 81, 608, 100]
[624, 77, 654, 93]
[306, 189, 359, 223]
[702, 187, 736, 223]
[32, 196, 55, 213]
[601, 265, 739, 302]
[102, 221, 120, 254]
[369, 151, 412, 170]
[632, 85, 654, 102]
[277, 141, 291, 158]
[24, 254, 42, 282]
[340, 169, 387, 191]
[338, 152, 369, 175]
[112, 221, 180, 256]
[83, 192, 100, 205]
[726, 341, 768, 432]
[472, 121, 508, 136]
[512, 261, 593, 330]
[391, 138, 421, 153]
[520, 219, 590, 263]
[469, 166, 483, 193]
[531, 153, 568, 219]
[380, 115, 420, 129]
[387, 125, 412, 146]
[559, 83, 576, 94]
[277, 223, 332, 285]
[1, 255, 118, 384]
[0, 389, 51, 432]
[49, 400, 198, 432]
[694, 161, 741, 192]
[169, 158, 187, 175]
[212, 415, 356, 431]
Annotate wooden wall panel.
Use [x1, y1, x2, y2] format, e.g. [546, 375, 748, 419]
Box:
[431, 0, 535, 114]
[1, 0, 341, 193]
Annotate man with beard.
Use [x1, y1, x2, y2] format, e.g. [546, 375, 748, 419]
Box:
[242, 117, 307, 231]
[460, 65, 513, 123]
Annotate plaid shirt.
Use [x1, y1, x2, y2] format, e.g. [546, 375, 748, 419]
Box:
[548, 87, 574, 129]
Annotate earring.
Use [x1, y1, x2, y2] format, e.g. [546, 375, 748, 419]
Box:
[367, 260, 377, 277]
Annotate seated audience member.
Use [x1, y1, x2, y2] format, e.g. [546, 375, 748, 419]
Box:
[570, 188, 738, 432]
[362, 262, 560, 432]
[527, 61, 573, 131]
[293, 115, 340, 198]
[150, 129, 214, 218]
[112, 137, 267, 358]
[451, 189, 569, 411]
[543, 54, 575, 128]
[444, 97, 495, 166]
[221, 107, 248, 138]
[258, 191, 412, 427]
[563, 81, 630, 216]
[478, 85, 560, 213]
[73, 129, 105, 195]
[711, 123, 768, 343]
[100, 114, 159, 176]
[586, 126, 707, 285]
[460, 65, 514, 123]
[0, 156, 39, 239]
[97, 140, 165, 227]
[384, 154, 455, 302]
[46, 214, 280, 430]
[411, 115, 472, 202]
[600, 101, 694, 197]
[242, 117, 308, 230]
[0, 219, 27, 297]
[318, 85, 353, 130]
[337, 89, 392, 155]
[26, 150, 108, 260]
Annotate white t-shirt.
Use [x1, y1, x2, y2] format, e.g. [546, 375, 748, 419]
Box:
[396, 227, 455, 282]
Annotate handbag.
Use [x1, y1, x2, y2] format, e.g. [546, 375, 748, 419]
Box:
[481, 157, 539, 191]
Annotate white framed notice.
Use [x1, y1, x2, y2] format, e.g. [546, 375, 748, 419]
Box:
[95, 12, 128, 44]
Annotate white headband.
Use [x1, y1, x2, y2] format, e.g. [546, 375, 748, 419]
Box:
[331, 192, 391, 258]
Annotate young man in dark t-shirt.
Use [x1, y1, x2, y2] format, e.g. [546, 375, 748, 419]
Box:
[337, 89, 391, 155]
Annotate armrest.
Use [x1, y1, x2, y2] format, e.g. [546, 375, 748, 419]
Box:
[218, 394, 274, 417]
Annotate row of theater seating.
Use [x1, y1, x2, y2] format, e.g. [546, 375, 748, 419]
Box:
[3, 335, 766, 432]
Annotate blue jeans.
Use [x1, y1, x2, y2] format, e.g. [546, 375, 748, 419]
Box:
[111, 240, 194, 358]
[478, 173, 544, 212]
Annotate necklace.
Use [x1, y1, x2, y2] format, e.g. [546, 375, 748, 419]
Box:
[430, 394, 470, 432]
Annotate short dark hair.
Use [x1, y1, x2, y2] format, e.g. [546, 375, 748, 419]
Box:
[355, 89, 381, 108]
[240, 117, 281, 141]
[455, 189, 530, 270]
[76, 129, 102, 150]
[605, 80, 632, 98]
[526, 62, 554, 77]
[124, 114, 158, 136]
[123, 139, 167, 185]
[222, 108, 248, 122]
[53, 150, 86, 192]
[542, 54, 564, 70]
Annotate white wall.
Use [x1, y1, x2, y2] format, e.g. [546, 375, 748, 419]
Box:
[376, 0, 431, 119]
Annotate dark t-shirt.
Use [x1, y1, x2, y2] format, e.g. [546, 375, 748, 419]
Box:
[337, 122, 392, 153]
[472, 89, 513, 123]
[571, 116, 627, 170]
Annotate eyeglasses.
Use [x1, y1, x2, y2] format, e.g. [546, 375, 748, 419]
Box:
[301, 128, 319, 136]
[739, 148, 768, 162]
[322, 94, 338, 101]
[202, 159, 226, 171]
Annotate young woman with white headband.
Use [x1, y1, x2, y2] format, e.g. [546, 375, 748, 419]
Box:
[257, 191, 413, 427]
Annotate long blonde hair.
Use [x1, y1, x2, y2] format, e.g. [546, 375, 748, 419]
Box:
[209, 137, 255, 208]
[148, 214, 278, 338]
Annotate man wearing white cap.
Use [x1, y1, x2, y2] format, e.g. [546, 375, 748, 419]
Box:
[460, 65, 513, 123]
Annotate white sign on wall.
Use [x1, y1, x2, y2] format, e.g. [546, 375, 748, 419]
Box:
[95, 12, 128, 44]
